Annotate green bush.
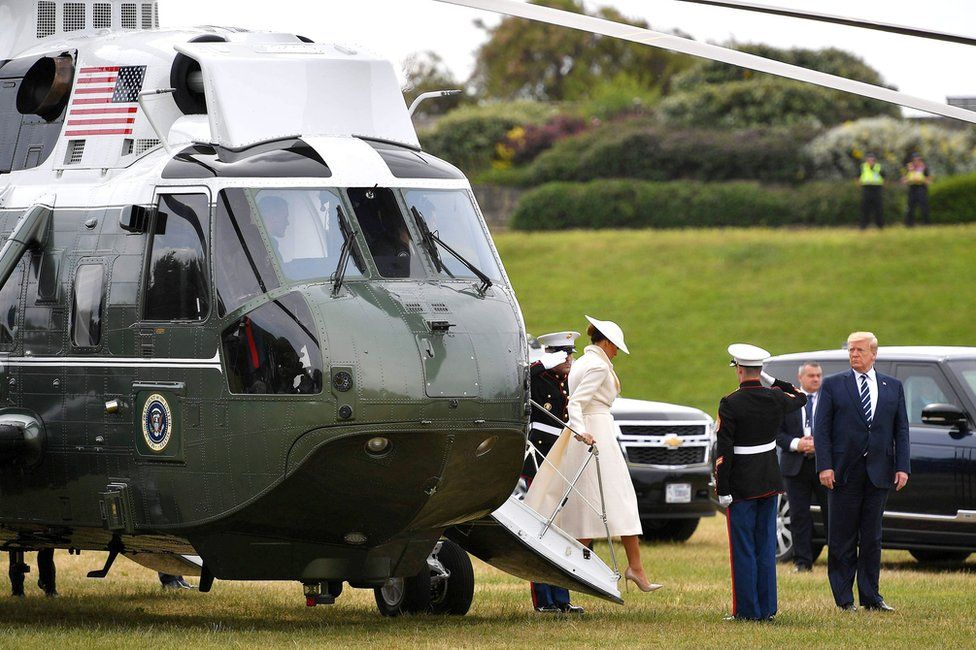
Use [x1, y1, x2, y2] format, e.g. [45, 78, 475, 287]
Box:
[510, 179, 917, 230]
[518, 122, 814, 186]
[656, 78, 898, 130]
[931, 172, 976, 223]
[418, 102, 558, 175]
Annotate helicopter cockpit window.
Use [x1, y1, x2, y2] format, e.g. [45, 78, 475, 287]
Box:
[221, 292, 323, 395]
[71, 263, 104, 348]
[404, 190, 503, 282]
[347, 187, 423, 279]
[252, 189, 363, 283]
[214, 189, 282, 317]
[144, 194, 210, 322]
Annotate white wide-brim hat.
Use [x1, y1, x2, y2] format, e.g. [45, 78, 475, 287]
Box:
[585, 315, 629, 354]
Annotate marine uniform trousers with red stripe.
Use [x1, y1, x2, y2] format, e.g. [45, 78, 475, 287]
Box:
[727, 495, 778, 620]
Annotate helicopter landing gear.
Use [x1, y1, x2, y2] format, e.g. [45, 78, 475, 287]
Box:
[303, 580, 344, 607]
[373, 539, 474, 617]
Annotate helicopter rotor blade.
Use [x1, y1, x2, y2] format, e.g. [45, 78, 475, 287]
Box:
[433, 0, 976, 124]
[674, 0, 976, 47]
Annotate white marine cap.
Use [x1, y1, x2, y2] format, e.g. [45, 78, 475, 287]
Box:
[728, 343, 771, 367]
[585, 316, 630, 355]
[537, 331, 581, 351]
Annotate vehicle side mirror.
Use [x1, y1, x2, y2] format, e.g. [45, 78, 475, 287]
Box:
[119, 205, 154, 233]
[921, 403, 971, 434]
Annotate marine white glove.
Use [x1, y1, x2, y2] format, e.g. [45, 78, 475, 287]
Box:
[718, 495, 733, 508]
[540, 351, 569, 370]
[760, 371, 775, 388]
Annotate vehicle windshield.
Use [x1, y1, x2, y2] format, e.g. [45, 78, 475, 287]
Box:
[347, 187, 424, 279]
[403, 189, 503, 282]
[251, 188, 362, 283]
[948, 360, 976, 411]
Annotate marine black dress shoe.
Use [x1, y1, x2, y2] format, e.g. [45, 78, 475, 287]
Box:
[838, 603, 857, 612]
[559, 604, 585, 614]
[792, 563, 812, 572]
[534, 605, 561, 614]
[863, 600, 895, 612]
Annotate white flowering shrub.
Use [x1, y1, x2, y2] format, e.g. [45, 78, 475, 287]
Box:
[805, 117, 976, 180]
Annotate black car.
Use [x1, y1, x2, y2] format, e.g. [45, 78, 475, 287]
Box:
[612, 397, 717, 542]
[765, 347, 976, 564]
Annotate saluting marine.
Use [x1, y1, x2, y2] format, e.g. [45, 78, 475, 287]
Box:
[522, 331, 584, 614]
[715, 344, 806, 622]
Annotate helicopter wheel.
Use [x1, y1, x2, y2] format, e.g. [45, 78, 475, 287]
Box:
[428, 539, 474, 616]
[373, 570, 431, 617]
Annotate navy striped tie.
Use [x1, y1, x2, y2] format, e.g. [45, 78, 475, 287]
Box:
[859, 374, 873, 426]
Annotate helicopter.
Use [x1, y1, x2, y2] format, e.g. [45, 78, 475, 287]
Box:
[0, 0, 973, 618]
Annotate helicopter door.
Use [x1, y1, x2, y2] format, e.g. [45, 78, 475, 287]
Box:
[132, 190, 212, 463]
[446, 496, 623, 604]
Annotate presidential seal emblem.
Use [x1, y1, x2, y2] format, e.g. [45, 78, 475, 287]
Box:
[142, 394, 173, 452]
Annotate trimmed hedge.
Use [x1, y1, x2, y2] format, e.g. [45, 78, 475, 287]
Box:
[510, 179, 921, 230]
[930, 172, 976, 224]
[516, 123, 815, 186]
[418, 102, 557, 175]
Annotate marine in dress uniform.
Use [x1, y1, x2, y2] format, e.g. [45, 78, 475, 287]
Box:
[523, 331, 584, 614]
[716, 344, 806, 621]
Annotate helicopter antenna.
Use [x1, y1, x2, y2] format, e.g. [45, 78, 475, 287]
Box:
[433, 0, 976, 124]
[409, 90, 462, 117]
[674, 0, 976, 47]
[138, 88, 177, 155]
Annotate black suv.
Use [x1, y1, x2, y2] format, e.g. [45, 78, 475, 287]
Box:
[765, 347, 976, 564]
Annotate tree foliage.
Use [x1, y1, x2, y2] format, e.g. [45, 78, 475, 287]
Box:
[402, 51, 466, 118]
[469, 0, 694, 102]
[659, 43, 900, 128]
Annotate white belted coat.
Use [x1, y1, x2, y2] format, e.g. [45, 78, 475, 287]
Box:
[525, 345, 642, 538]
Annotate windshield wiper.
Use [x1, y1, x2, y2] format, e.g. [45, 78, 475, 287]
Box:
[331, 206, 359, 297]
[411, 207, 493, 296]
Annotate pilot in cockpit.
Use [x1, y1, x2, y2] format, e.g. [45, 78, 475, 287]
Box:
[258, 195, 294, 263]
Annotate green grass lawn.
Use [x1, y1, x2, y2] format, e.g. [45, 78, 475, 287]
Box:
[495, 224, 976, 414]
[1, 516, 973, 648]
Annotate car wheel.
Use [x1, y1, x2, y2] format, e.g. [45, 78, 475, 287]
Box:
[775, 494, 795, 563]
[428, 540, 474, 616]
[909, 549, 972, 564]
[640, 518, 700, 542]
[374, 570, 431, 617]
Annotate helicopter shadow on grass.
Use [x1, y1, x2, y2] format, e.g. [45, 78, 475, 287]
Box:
[0, 589, 683, 632]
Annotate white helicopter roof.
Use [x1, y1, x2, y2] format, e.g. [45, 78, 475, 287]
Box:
[175, 40, 420, 151]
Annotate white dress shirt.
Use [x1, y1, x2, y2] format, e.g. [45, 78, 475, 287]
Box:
[854, 367, 879, 417]
[789, 390, 818, 452]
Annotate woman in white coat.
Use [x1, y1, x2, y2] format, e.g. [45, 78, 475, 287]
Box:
[526, 316, 661, 592]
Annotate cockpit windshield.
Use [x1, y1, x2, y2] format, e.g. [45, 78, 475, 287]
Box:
[252, 188, 363, 283]
[403, 190, 502, 281]
[347, 187, 425, 279]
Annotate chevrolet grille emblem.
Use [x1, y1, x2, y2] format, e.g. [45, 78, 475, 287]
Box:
[665, 435, 683, 448]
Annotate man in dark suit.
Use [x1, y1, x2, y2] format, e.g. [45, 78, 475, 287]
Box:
[814, 332, 910, 612]
[777, 361, 829, 572]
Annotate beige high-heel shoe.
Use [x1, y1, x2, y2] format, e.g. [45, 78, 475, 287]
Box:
[624, 568, 663, 593]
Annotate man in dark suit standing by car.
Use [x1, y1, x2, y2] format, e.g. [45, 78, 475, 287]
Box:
[814, 332, 910, 612]
[777, 361, 829, 572]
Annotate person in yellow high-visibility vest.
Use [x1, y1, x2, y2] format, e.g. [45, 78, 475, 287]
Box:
[859, 153, 885, 229]
[901, 153, 932, 227]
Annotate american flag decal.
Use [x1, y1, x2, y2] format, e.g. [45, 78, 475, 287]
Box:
[66, 66, 146, 137]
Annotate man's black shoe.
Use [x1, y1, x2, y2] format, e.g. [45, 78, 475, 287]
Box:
[559, 604, 585, 614]
[535, 605, 561, 614]
[863, 600, 895, 612]
[792, 563, 812, 572]
[11, 591, 24, 598]
[839, 603, 857, 612]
